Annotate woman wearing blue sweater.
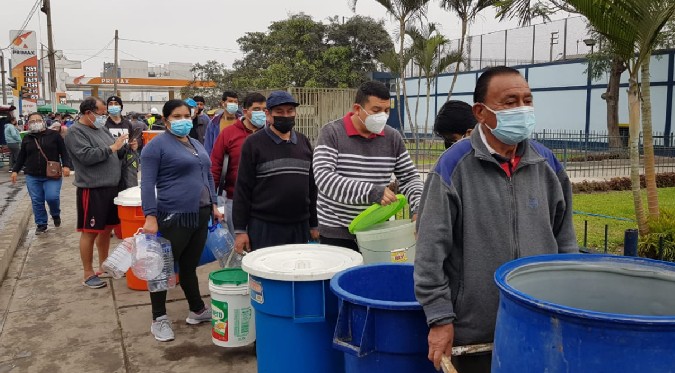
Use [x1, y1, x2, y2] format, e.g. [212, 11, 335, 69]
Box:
[140, 99, 224, 342]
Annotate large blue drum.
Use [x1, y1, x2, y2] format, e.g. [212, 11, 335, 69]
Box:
[493, 254, 675, 372]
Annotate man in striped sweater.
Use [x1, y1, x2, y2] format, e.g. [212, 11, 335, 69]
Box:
[313, 81, 423, 250]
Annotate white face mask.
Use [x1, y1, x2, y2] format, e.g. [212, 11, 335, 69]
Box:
[28, 121, 45, 133]
[359, 106, 388, 134]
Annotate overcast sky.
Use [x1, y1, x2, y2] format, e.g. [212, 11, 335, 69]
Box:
[2, 0, 571, 77]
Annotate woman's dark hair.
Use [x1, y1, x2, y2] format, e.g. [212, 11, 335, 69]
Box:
[473, 66, 521, 103]
[243, 92, 266, 109]
[162, 99, 190, 118]
[355, 81, 390, 106]
[79, 96, 104, 114]
[434, 100, 475, 136]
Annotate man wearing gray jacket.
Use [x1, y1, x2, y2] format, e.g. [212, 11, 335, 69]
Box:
[414, 66, 578, 372]
[65, 96, 137, 289]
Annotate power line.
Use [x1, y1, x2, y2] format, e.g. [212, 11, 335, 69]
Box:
[3, 0, 42, 50]
[119, 38, 241, 54]
[81, 39, 114, 63]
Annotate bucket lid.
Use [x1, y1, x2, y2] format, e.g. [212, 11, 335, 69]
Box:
[114, 186, 142, 206]
[348, 194, 407, 234]
[242, 244, 363, 282]
[209, 268, 249, 286]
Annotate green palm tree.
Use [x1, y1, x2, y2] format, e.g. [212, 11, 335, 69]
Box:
[377, 49, 413, 131]
[562, 0, 675, 235]
[351, 0, 432, 136]
[441, 0, 497, 99]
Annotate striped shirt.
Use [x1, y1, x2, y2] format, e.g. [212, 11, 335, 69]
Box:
[313, 113, 423, 240]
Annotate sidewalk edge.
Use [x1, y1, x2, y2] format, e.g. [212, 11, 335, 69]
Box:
[0, 194, 33, 284]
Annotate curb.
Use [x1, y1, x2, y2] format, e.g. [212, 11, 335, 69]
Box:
[0, 194, 33, 284]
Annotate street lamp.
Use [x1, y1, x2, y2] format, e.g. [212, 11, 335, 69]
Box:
[584, 38, 597, 54]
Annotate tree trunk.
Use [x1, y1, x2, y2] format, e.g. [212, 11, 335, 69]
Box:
[641, 54, 659, 219]
[414, 65, 422, 137]
[628, 76, 648, 235]
[606, 57, 625, 151]
[400, 20, 414, 142]
[447, 18, 467, 100]
[425, 78, 432, 136]
[394, 75, 403, 133]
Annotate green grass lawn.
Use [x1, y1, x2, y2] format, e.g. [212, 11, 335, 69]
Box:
[573, 188, 675, 254]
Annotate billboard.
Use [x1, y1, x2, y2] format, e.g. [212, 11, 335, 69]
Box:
[10, 30, 39, 114]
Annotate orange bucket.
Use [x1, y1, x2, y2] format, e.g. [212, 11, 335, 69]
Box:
[142, 130, 164, 145]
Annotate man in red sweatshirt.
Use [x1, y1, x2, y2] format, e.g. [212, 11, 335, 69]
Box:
[210, 92, 267, 235]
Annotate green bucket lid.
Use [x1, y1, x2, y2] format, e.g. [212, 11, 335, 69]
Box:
[348, 194, 407, 234]
[209, 268, 248, 286]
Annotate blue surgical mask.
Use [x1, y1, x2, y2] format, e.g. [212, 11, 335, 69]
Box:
[226, 103, 238, 115]
[93, 114, 107, 129]
[169, 119, 193, 137]
[481, 104, 536, 145]
[108, 106, 122, 115]
[250, 111, 266, 128]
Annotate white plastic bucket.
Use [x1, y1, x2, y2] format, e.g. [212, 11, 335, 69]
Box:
[209, 269, 255, 348]
[355, 219, 416, 264]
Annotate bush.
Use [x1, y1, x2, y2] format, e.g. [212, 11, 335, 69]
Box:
[572, 173, 675, 194]
[638, 209, 675, 261]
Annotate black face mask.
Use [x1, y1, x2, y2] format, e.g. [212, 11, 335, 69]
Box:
[273, 116, 295, 134]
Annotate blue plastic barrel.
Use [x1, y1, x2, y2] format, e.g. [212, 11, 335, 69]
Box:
[242, 244, 363, 373]
[494, 254, 675, 372]
[330, 263, 436, 373]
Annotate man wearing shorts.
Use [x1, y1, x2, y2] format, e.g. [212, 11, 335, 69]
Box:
[65, 97, 137, 289]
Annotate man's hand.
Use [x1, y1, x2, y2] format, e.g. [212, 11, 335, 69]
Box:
[310, 228, 320, 242]
[428, 323, 454, 371]
[212, 204, 224, 223]
[143, 215, 158, 235]
[380, 187, 398, 206]
[10, 172, 17, 184]
[63, 167, 71, 177]
[411, 213, 418, 222]
[110, 134, 129, 152]
[129, 138, 139, 151]
[235, 233, 251, 254]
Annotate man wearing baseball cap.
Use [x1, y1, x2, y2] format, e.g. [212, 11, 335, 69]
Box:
[105, 95, 139, 189]
[232, 91, 319, 252]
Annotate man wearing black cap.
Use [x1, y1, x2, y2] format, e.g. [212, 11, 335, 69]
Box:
[232, 91, 319, 252]
[105, 95, 139, 189]
[434, 100, 475, 149]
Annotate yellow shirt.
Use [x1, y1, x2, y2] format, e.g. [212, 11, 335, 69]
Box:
[220, 116, 236, 132]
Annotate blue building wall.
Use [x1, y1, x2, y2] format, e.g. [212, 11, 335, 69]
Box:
[400, 50, 674, 137]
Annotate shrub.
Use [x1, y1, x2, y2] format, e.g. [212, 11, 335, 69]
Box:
[572, 173, 675, 194]
[638, 209, 675, 262]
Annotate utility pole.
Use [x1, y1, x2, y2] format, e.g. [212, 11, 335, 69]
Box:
[41, 44, 46, 98]
[42, 0, 58, 112]
[0, 49, 6, 105]
[550, 31, 559, 62]
[113, 30, 119, 95]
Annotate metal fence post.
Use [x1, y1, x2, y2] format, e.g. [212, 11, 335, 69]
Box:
[479, 34, 483, 70]
[623, 229, 638, 256]
[504, 30, 508, 65]
[531, 24, 536, 64]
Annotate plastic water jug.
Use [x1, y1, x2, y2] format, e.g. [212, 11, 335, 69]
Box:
[224, 249, 244, 268]
[102, 238, 134, 279]
[131, 233, 164, 280]
[206, 224, 235, 268]
[147, 237, 177, 293]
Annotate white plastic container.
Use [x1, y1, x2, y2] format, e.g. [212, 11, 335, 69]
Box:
[354, 219, 416, 264]
[209, 268, 255, 347]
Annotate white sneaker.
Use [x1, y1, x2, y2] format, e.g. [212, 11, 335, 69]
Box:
[186, 307, 212, 325]
[151, 315, 175, 342]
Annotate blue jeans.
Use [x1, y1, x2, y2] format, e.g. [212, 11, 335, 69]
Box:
[25, 175, 62, 226]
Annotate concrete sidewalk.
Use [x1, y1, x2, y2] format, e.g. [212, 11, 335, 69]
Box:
[0, 177, 257, 372]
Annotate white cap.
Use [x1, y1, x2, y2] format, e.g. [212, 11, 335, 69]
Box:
[242, 244, 363, 282]
[150, 107, 159, 115]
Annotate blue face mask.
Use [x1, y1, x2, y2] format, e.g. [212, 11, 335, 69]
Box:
[481, 104, 536, 145]
[226, 103, 238, 115]
[250, 111, 266, 128]
[169, 119, 193, 137]
[108, 106, 122, 116]
[93, 114, 107, 129]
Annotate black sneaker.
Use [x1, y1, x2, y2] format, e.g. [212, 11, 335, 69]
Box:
[53, 216, 61, 227]
[35, 225, 48, 235]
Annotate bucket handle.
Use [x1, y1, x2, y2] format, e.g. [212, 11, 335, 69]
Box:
[332, 301, 375, 357]
[291, 281, 325, 323]
[357, 242, 417, 254]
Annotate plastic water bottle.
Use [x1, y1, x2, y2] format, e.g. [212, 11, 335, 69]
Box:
[206, 224, 235, 268]
[224, 249, 244, 268]
[102, 238, 134, 279]
[131, 233, 164, 280]
[147, 237, 177, 293]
